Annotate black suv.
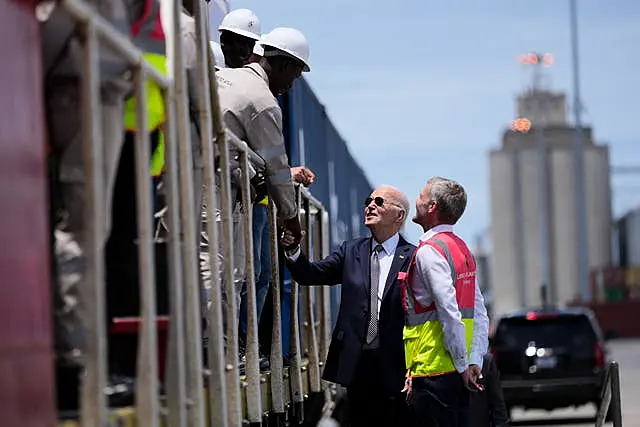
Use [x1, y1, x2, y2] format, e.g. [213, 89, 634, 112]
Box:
[491, 307, 609, 414]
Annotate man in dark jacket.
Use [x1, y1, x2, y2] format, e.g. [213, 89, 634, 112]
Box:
[281, 185, 415, 427]
[469, 352, 510, 427]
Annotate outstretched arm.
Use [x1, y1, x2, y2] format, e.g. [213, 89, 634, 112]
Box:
[284, 242, 345, 287]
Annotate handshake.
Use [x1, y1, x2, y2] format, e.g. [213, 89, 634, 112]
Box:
[279, 216, 303, 253]
[278, 166, 315, 251]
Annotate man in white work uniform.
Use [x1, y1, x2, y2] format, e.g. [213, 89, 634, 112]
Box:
[213, 26, 311, 363]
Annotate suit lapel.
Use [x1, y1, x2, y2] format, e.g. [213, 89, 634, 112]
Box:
[381, 238, 413, 301]
[357, 237, 372, 294]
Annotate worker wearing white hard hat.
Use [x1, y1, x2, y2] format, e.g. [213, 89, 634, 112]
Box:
[256, 27, 311, 95]
[211, 27, 312, 355]
[218, 8, 261, 68]
[209, 40, 226, 70]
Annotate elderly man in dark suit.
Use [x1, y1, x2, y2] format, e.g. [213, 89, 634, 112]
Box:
[281, 185, 415, 427]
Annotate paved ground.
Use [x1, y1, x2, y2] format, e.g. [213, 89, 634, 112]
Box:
[511, 339, 640, 427]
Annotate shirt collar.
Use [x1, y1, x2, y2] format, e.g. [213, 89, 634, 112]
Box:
[373, 232, 400, 256]
[245, 63, 269, 86]
[420, 224, 454, 243]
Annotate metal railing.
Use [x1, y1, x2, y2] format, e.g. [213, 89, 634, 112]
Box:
[52, 0, 334, 425]
[595, 361, 623, 427]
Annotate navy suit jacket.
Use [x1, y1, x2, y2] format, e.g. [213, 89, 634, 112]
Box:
[286, 235, 416, 394]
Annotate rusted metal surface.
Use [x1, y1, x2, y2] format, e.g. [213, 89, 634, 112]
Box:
[0, 1, 57, 426]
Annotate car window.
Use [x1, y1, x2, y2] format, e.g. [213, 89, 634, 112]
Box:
[495, 315, 596, 349]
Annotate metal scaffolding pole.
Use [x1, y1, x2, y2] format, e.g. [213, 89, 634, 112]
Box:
[512, 149, 527, 308]
[570, 0, 591, 301]
[521, 52, 554, 307]
[532, 75, 554, 307]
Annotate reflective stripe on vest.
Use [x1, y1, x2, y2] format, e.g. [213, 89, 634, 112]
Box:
[401, 232, 476, 377]
[124, 0, 167, 133]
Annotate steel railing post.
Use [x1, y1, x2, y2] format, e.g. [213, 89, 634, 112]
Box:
[132, 66, 160, 427]
[78, 17, 108, 427]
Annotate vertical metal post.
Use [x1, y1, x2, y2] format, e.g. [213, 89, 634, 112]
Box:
[319, 210, 331, 362]
[595, 361, 623, 427]
[267, 201, 286, 419]
[299, 200, 311, 358]
[520, 55, 555, 307]
[240, 149, 263, 424]
[533, 90, 553, 307]
[193, 0, 228, 424]
[302, 200, 321, 393]
[163, 86, 189, 427]
[79, 19, 108, 427]
[289, 187, 305, 424]
[171, 0, 206, 425]
[319, 209, 334, 412]
[161, 4, 189, 418]
[133, 68, 160, 427]
[219, 136, 242, 427]
[201, 12, 241, 426]
[610, 361, 623, 427]
[570, 0, 591, 301]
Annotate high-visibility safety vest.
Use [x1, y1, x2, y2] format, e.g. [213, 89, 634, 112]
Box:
[400, 231, 476, 377]
[258, 195, 268, 206]
[124, 0, 167, 177]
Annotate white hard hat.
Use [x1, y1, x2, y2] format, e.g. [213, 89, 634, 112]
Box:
[218, 9, 261, 41]
[259, 27, 310, 72]
[209, 41, 226, 70]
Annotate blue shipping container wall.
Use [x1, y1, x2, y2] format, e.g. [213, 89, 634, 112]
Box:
[286, 77, 375, 327]
[287, 78, 374, 248]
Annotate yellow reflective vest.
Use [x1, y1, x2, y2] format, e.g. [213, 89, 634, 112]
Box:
[401, 232, 477, 377]
[124, 0, 167, 177]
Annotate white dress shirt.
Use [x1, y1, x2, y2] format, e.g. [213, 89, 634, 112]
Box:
[411, 224, 489, 373]
[372, 233, 400, 315]
[287, 233, 400, 317]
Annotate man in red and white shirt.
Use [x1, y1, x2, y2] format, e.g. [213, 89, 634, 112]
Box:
[403, 176, 490, 427]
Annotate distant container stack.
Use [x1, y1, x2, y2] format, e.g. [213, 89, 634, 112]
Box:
[595, 207, 640, 302]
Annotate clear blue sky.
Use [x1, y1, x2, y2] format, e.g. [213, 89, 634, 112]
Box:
[230, 0, 640, 245]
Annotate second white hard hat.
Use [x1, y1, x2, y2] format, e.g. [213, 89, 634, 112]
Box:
[209, 41, 226, 69]
[218, 9, 261, 41]
[259, 27, 310, 72]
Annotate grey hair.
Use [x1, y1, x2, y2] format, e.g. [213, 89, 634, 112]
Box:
[427, 177, 467, 224]
[377, 185, 410, 224]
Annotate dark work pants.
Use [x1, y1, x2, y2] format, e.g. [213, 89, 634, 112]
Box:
[409, 372, 470, 427]
[346, 348, 409, 427]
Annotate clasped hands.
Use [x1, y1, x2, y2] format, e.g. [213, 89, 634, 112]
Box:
[279, 218, 303, 253]
[277, 166, 315, 252]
